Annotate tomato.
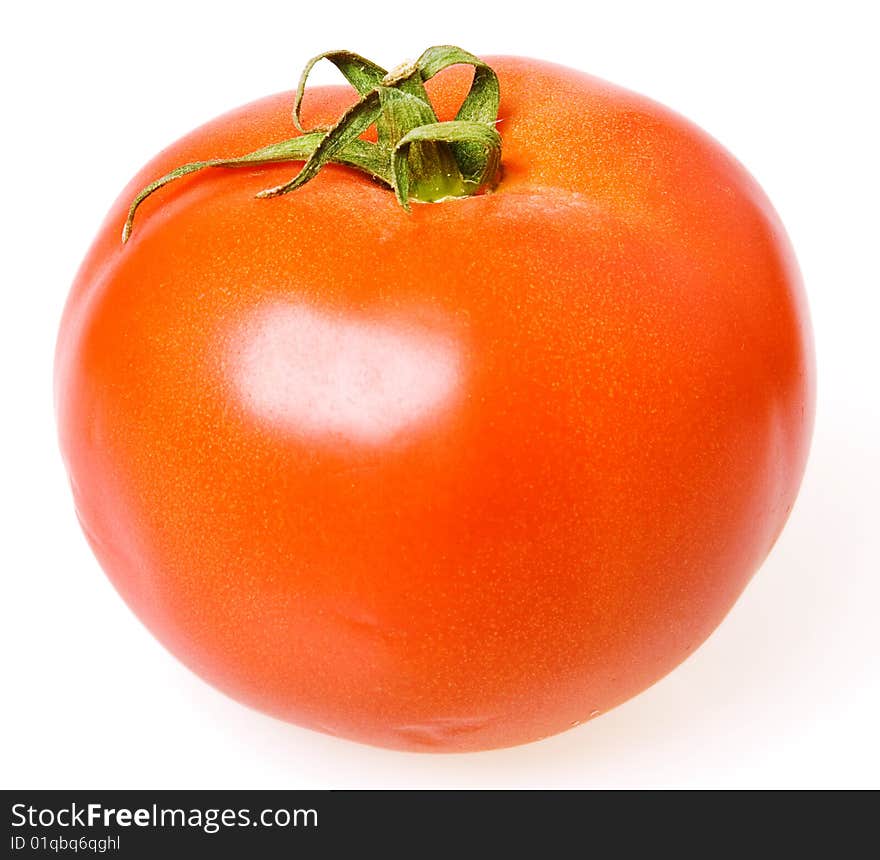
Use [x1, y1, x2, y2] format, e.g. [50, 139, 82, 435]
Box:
[55, 52, 814, 752]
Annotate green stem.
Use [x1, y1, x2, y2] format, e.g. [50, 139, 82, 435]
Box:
[123, 45, 502, 243]
[377, 82, 466, 203]
[392, 120, 501, 210]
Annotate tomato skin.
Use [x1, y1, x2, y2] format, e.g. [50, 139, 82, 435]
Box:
[55, 58, 814, 751]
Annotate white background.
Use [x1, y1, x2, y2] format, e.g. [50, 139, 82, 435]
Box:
[2, 0, 878, 789]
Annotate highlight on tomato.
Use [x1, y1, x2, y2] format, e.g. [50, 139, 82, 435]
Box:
[55, 45, 814, 751]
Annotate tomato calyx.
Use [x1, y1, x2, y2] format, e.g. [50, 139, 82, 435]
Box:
[122, 45, 502, 243]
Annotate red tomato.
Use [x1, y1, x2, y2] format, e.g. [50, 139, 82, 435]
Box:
[55, 55, 814, 751]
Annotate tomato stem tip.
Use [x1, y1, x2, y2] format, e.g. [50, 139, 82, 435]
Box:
[122, 45, 502, 243]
